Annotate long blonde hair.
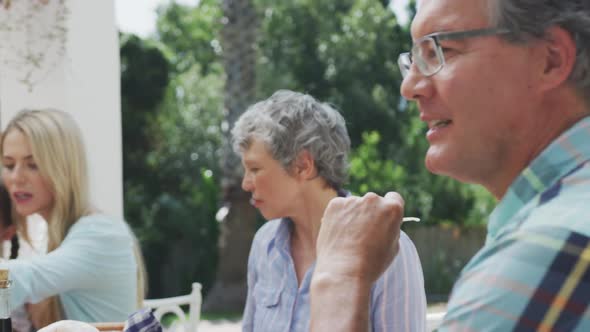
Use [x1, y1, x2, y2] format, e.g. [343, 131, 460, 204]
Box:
[0, 109, 146, 326]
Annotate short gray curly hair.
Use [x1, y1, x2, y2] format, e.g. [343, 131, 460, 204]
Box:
[488, 0, 590, 106]
[232, 90, 351, 189]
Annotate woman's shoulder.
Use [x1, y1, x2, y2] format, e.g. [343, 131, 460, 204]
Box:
[74, 213, 126, 226]
[372, 231, 422, 283]
[399, 230, 418, 250]
[66, 214, 133, 242]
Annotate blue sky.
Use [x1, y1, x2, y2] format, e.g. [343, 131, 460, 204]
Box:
[115, 0, 409, 38]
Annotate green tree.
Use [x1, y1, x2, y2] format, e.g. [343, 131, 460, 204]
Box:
[120, 34, 169, 188]
[155, 1, 222, 74]
[139, 63, 225, 297]
[121, 31, 225, 298]
[154, 0, 260, 309]
[138, 0, 496, 303]
[255, 0, 412, 148]
[254, 0, 494, 226]
[203, 0, 260, 312]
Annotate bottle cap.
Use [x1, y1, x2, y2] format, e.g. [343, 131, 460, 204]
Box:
[0, 269, 10, 288]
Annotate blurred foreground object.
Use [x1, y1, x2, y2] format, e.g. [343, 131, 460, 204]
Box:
[38, 320, 99, 332]
[0, 269, 11, 332]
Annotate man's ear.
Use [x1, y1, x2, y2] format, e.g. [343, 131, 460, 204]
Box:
[0, 224, 16, 241]
[537, 26, 577, 92]
[294, 150, 317, 180]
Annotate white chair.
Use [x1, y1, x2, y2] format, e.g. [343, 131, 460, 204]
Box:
[426, 311, 446, 331]
[143, 282, 203, 332]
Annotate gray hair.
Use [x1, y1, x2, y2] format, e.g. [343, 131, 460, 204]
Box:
[488, 0, 590, 106]
[232, 90, 351, 189]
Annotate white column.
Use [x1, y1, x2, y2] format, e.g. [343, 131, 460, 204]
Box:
[0, 0, 123, 218]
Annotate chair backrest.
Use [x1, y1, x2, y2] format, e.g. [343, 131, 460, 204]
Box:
[426, 311, 446, 331]
[91, 322, 125, 331]
[143, 282, 203, 332]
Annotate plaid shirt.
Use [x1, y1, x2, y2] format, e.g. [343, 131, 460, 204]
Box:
[124, 308, 162, 332]
[440, 116, 590, 331]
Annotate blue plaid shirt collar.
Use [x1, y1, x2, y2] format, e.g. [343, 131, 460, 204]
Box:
[488, 116, 590, 240]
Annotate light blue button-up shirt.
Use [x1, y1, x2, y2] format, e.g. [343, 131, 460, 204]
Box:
[243, 217, 426, 331]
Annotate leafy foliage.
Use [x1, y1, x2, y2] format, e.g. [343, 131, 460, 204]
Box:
[155, 0, 223, 74]
[349, 129, 495, 226]
[121, 31, 224, 297]
[121, 0, 496, 300]
[255, 0, 412, 149]
[254, 0, 494, 225]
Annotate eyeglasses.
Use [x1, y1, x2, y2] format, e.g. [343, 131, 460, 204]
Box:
[398, 28, 511, 78]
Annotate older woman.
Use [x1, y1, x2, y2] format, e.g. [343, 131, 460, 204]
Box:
[233, 90, 426, 331]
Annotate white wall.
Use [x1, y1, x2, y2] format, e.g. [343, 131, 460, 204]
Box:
[0, 0, 123, 218]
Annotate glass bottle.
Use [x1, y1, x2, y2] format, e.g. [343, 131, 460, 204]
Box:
[0, 269, 12, 332]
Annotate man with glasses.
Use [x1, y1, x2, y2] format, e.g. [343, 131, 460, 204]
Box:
[310, 0, 590, 331]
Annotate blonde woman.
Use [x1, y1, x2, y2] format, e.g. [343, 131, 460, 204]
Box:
[0, 109, 145, 329]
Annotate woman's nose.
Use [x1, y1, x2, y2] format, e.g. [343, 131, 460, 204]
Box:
[241, 174, 253, 192]
[10, 166, 26, 184]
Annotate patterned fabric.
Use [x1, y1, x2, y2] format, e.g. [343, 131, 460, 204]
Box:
[242, 205, 427, 331]
[124, 308, 162, 332]
[440, 116, 590, 331]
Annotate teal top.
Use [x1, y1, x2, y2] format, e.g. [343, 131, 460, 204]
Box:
[440, 116, 590, 331]
[0, 214, 139, 322]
